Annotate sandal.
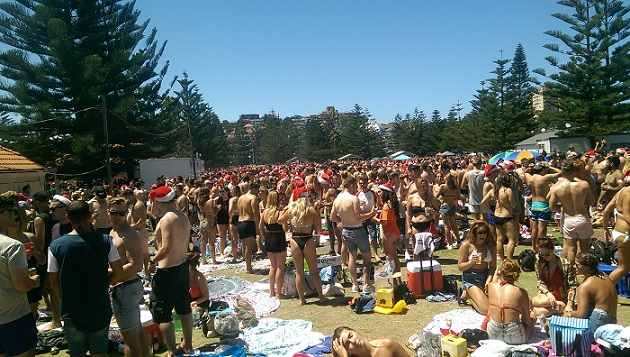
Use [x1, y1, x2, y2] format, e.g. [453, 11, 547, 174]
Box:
[457, 287, 468, 306]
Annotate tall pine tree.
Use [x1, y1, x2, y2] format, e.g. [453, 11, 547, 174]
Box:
[0, 0, 168, 177]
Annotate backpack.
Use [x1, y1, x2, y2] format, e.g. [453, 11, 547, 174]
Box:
[591, 240, 617, 265]
[443, 275, 459, 295]
[518, 249, 536, 272]
[393, 282, 417, 305]
[35, 330, 68, 354]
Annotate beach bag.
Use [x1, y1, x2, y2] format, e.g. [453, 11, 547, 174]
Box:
[322, 282, 345, 297]
[443, 275, 459, 295]
[458, 328, 488, 350]
[518, 249, 536, 272]
[214, 312, 240, 338]
[36, 330, 68, 354]
[281, 268, 298, 297]
[549, 315, 593, 357]
[319, 265, 336, 284]
[349, 294, 375, 313]
[591, 240, 617, 265]
[393, 281, 416, 304]
[302, 272, 317, 297]
[234, 295, 258, 328]
[202, 313, 218, 338]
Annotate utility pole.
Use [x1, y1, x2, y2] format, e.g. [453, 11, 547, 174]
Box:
[102, 96, 112, 182]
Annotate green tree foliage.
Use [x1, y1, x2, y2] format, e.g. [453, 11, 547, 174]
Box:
[170, 72, 227, 169]
[535, 0, 630, 140]
[256, 114, 299, 164]
[339, 104, 385, 159]
[0, 0, 168, 177]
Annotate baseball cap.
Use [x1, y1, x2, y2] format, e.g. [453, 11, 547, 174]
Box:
[32, 191, 50, 202]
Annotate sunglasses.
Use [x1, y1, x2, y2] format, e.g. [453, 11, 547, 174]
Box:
[109, 211, 127, 217]
[476, 230, 488, 235]
[540, 251, 554, 257]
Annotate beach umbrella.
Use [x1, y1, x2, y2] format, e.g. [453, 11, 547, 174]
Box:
[440, 151, 456, 156]
[505, 150, 548, 163]
[488, 151, 515, 164]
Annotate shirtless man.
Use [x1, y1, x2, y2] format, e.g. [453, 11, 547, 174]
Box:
[108, 197, 150, 357]
[549, 160, 596, 264]
[598, 156, 623, 209]
[237, 182, 261, 274]
[89, 186, 112, 234]
[122, 189, 151, 278]
[404, 163, 422, 197]
[147, 186, 194, 357]
[330, 177, 376, 294]
[591, 150, 608, 199]
[524, 162, 562, 252]
[175, 184, 189, 215]
[420, 161, 436, 185]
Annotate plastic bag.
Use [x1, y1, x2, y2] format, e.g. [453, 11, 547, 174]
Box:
[234, 295, 258, 328]
[214, 312, 240, 337]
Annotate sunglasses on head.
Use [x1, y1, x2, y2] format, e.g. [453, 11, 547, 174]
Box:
[109, 211, 127, 217]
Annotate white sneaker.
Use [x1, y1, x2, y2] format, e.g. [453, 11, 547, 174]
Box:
[363, 285, 375, 294]
[446, 244, 453, 250]
[352, 285, 360, 293]
[405, 251, 412, 261]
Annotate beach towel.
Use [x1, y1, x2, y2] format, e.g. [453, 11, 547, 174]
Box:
[239, 318, 325, 357]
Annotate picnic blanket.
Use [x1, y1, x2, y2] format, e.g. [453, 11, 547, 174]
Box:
[210, 289, 280, 318]
[198, 260, 246, 275]
[239, 318, 325, 357]
[207, 276, 252, 299]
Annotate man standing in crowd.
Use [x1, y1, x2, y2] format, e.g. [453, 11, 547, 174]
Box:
[330, 177, 376, 294]
[31, 191, 55, 330]
[358, 175, 381, 263]
[122, 189, 151, 278]
[48, 200, 124, 357]
[0, 196, 39, 357]
[89, 186, 113, 234]
[463, 158, 486, 221]
[109, 197, 151, 357]
[237, 182, 261, 274]
[148, 186, 195, 356]
[549, 160, 596, 264]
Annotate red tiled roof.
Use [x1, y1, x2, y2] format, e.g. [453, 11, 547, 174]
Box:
[0, 146, 45, 171]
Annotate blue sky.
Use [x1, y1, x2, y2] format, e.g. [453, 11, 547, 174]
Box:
[135, 0, 568, 123]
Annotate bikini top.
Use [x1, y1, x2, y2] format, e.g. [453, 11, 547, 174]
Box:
[410, 206, 425, 214]
[468, 243, 492, 263]
[490, 281, 521, 323]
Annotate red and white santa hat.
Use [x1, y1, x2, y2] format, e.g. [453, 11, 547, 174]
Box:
[378, 183, 394, 192]
[291, 187, 308, 202]
[318, 173, 331, 185]
[150, 186, 176, 203]
[484, 164, 500, 177]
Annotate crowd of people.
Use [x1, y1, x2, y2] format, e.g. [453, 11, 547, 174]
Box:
[1, 145, 629, 356]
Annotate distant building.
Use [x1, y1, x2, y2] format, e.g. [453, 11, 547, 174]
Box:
[515, 130, 630, 154]
[532, 86, 560, 119]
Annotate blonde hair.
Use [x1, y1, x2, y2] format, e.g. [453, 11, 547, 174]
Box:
[287, 196, 309, 226]
[264, 190, 280, 223]
[499, 259, 521, 283]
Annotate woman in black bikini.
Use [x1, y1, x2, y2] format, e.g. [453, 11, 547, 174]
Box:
[406, 178, 440, 258]
[482, 171, 518, 260]
[215, 187, 231, 260]
[259, 190, 288, 299]
[278, 187, 328, 305]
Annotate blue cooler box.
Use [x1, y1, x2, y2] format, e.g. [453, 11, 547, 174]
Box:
[598, 264, 630, 298]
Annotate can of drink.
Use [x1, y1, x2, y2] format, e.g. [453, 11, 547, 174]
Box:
[28, 267, 37, 276]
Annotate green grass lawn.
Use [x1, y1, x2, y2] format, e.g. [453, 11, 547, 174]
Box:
[37, 226, 630, 356]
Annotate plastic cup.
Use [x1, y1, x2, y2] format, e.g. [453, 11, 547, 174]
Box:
[23, 243, 33, 254]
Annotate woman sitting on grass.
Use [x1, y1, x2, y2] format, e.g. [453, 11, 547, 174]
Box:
[565, 252, 618, 331]
[531, 238, 578, 317]
[187, 253, 210, 315]
[332, 326, 409, 357]
[486, 259, 535, 345]
[457, 220, 496, 314]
